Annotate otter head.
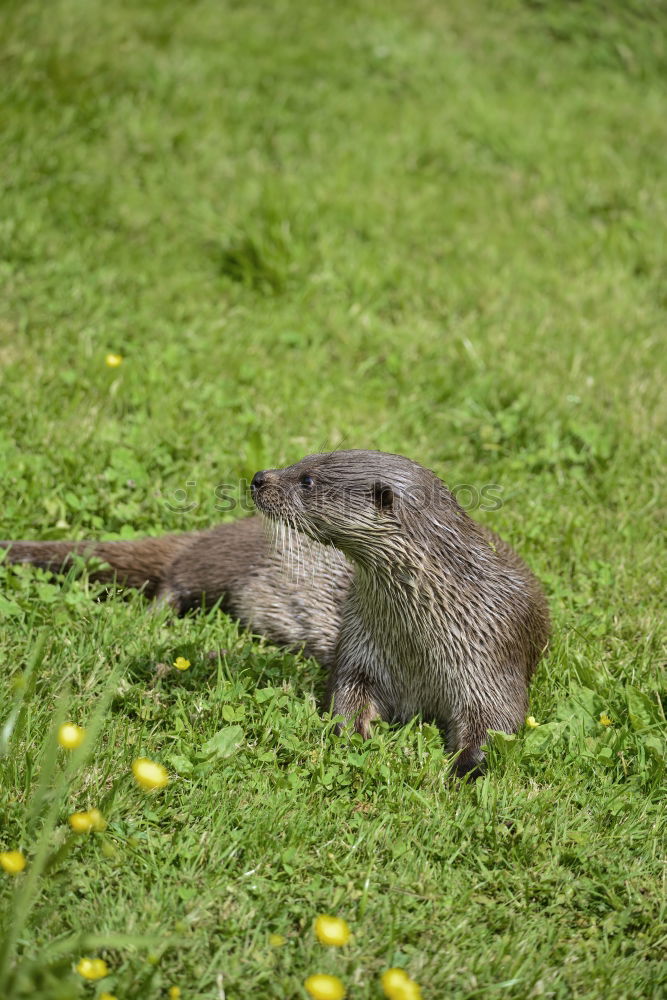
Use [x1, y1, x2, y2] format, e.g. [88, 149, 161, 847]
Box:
[251, 449, 438, 565]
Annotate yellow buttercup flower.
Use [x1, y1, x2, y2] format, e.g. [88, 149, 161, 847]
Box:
[58, 722, 86, 749]
[168, 988, 181, 1000]
[75, 957, 109, 980]
[313, 914, 351, 947]
[69, 811, 95, 833]
[599, 713, 613, 726]
[173, 657, 191, 671]
[381, 968, 422, 999]
[381, 969, 410, 998]
[87, 808, 107, 832]
[381, 969, 410, 990]
[132, 757, 169, 791]
[105, 353, 123, 368]
[69, 808, 107, 833]
[304, 974, 346, 1000]
[0, 850, 26, 875]
[525, 716, 540, 729]
[269, 933, 287, 947]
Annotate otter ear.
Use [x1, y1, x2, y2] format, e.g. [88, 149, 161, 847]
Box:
[371, 481, 394, 512]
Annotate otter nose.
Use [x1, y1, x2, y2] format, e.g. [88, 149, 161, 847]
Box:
[251, 470, 267, 492]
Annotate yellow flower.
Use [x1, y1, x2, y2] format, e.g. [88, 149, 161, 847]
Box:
[381, 969, 410, 990]
[100, 994, 118, 1000]
[173, 657, 191, 671]
[88, 808, 107, 832]
[381, 969, 410, 998]
[168, 988, 181, 1000]
[132, 757, 169, 791]
[69, 811, 95, 833]
[269, 933, 287, 947]
[105, 353, 123, 368]
[75, 957, 109, 980]
[0, 850, 26, 875]
[599, 713, 613, 726]
[58, 723, 86, 749]
[381, 969, 422, 999]
[313, 914, 351, 947]
[525, 716, 540, 729]
[68, 808, 106, 834]
[304, 975, 346, 1000]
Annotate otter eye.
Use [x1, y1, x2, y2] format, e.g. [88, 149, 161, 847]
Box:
[372, 481, 394, 511]
[300, 474, 314, 489]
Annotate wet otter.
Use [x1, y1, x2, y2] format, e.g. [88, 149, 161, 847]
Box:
[0, 518, 351, 668]
[251, 450, 549, 777]
[1, 450, 549, 775]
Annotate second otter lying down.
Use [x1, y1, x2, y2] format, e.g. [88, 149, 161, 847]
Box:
[1, 450, 550, 776]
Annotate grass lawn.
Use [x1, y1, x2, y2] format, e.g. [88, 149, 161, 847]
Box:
[1, 1, 666, 997]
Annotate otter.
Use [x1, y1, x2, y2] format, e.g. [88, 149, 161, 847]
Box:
[251, 451, 549, 776]
[1, 450, 549, 775]
[0, 517, 351, 668]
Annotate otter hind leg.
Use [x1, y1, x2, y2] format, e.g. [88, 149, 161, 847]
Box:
[450, 744, 485, 780]
[447, 700, 524, 779]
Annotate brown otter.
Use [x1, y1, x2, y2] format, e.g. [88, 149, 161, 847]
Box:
[251, 450, 549, 776]
[0, 518, 350, 667]
[1, 450, 549, 775]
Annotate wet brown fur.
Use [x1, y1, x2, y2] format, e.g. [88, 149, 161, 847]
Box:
[1, 449, 549, 776]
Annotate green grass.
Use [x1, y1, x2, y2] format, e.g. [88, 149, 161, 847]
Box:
[1, 0, 666, 997]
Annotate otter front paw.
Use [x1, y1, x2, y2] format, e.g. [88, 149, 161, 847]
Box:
[330, 682, 381, 740]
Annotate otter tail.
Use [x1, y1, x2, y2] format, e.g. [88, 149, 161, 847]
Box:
[0, 535, 193, 599]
